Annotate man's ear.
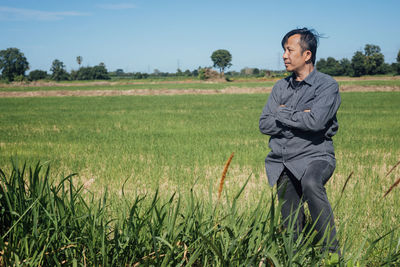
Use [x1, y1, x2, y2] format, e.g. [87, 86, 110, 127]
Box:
[304, 50, 312, 63]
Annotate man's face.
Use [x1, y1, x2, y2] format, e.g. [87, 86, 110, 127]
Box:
[282, 34, 311, 73]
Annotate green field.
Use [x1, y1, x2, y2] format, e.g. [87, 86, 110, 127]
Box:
[1, 90, 400, 265]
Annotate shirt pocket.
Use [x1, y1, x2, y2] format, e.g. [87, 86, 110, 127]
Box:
[296, 86, 316, 111]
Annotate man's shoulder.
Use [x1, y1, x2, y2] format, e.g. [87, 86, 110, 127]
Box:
[274, 76, 291, 88]
[314, 70, 338, 86]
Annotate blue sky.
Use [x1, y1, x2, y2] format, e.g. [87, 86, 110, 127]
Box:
[1, 0, 400, 73]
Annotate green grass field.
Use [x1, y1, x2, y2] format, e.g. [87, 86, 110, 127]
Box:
[1, 90, 399, 265]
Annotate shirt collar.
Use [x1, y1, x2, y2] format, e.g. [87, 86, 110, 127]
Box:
[287, 68, 317, 88]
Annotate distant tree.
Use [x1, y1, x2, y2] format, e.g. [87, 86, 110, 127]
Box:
[339, 58, 352, 76]
[133, 72, 143, 79]
[183, 69, 191, 76]
[351, 51, 367, 77]
[230, 70, 240, 76]
[70, 69, 78, 80]
[316, 58, 327, 72]
[73, 63, 110, 80]
[13, 75, 27, 82]
[75, 66, 92, 80]
[364, 44, 385, 75]
[115, 69, 124, 76]
[240, 67, 252, 76]
[76, 56, 83, 69]
[327, 57, 341, 76]
[263, 70, 272, 77]
[153, 69, 160, 76]
[51, 59, 69, 81]
[364, 44, 381, 57]
[92, 63, 110, 80]
[191, 69, 199, 77]
[390, 63, 397, 74]
[396, 49, 400, 75]
[397, 49, 400, 64]
[198, 68, 207, 80]
[0, 48, 29, 81]
[316, 57, 343, 76]
[176, 68, 183, 76]
[211, 49, 232, 76]
[379, 63, 391, 75]
[28, 70, 48, 81]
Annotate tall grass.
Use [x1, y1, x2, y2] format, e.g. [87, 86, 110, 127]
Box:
[1, 160, 399, 266]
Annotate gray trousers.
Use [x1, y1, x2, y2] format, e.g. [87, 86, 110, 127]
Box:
[277, 160, 339, 252]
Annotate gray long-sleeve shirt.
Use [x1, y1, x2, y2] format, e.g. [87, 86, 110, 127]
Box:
[259, 69, 341, 186]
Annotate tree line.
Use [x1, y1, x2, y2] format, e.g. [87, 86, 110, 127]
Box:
[1, 45, 400, 82]
[316, 44, 400, 77]
[0, 48, 110, 82]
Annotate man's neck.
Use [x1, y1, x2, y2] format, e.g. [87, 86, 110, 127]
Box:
[293, 64, 314, 81]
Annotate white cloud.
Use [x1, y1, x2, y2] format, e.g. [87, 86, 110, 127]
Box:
[0, 6, 90, 21]
[97, 3, 136, 10]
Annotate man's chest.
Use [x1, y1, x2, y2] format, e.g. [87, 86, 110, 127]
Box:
[279, 85, 317, 111]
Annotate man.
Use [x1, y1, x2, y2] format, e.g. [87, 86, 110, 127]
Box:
[259, 28, 341, 253]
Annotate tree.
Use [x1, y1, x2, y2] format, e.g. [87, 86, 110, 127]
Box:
[211, 49, 232, 76]
[363, 44, 385, 75]
[92, 63, 110, 80]
[51, 59, 69, 81]
[317, 57, 352, 76]
[351, 51, 367, 77]
[133, 72, 143, 79]
[364, 44, 381, 57]
[28, 70, 48, 81]
[316, 58, 327, 72]
[397, 49, 400, 63]
[76, 56, 83, 69]
[75, 66, 92, 80]
[115, 69, 124, 76]
[339, 58, 352, 76]
[316, 57, 342, 76]
[153, 69, 160, 76]
[72, 63, 110, 80]
[0, 48, 29, 81]
[191, 68, 199, 77]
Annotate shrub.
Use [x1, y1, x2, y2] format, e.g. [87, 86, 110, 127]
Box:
[28, 70, 48, 81]
[198, 67, 220, 80]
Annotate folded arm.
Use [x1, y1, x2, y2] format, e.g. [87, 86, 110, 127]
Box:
[275, 82, 341, 132]
[259, 85, 293, 137]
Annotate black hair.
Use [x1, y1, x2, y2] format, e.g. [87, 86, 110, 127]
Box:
[281, 28, 320, 65]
